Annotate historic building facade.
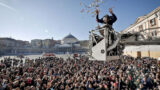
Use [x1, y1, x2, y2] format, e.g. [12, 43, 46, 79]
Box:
[122, 6, 160, 40]
[54, 34, 88, 54]
[121, 6, 160, 59]
[0, 38, 30, 55]
[0, 34, 89, 55]
[31, 38, 56, 49]
[61, 34, 78, 44]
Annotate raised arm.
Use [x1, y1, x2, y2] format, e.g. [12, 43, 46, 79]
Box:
[96, 9, 104, 23]
[111, 13, 117, 23]
[109, 8, 117, 23]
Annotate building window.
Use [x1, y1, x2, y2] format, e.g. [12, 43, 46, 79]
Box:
[139, 25, 143, 31]
[150, 18, 156, 26]
[151, 30, 157, 37]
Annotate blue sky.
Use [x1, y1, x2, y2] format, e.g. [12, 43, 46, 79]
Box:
[0, 0, 159, 41]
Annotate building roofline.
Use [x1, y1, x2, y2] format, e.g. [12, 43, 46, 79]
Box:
[122, 6, 160, 33]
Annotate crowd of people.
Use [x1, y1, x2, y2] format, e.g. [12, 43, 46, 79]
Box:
[0, 55, 160, 90]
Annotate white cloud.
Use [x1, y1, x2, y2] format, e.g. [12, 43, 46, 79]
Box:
[0, 1, 17, 12]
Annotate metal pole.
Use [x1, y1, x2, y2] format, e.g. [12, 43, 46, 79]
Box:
[104, 26, 107, 60]
[89, 31, 93, 56]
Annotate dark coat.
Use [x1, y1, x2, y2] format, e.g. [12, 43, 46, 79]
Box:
[96, 13, 117, 26]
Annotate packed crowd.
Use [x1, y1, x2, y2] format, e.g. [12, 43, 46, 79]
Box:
[0, 55, 160, 90]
